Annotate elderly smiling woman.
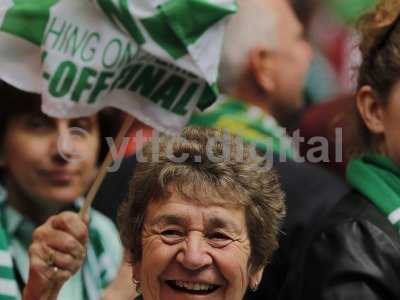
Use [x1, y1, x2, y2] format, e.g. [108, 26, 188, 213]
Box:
[118, 127, 286, 300]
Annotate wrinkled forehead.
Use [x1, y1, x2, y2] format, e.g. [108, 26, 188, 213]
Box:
[146, 188, 248, 232]
[152, 182, 248, 209]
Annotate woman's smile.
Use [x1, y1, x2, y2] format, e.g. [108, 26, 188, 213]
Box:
[164, 280, 221, 295]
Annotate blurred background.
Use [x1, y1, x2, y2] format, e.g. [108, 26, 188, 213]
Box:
[121, 0, 378, 177]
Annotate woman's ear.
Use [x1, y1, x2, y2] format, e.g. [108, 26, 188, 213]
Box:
[356, 85, 386, 135]
[249, 47, 276, 94]
[131, 261, 141, 283]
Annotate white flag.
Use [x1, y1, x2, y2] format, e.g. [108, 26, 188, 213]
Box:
[0, 0, 236, 133]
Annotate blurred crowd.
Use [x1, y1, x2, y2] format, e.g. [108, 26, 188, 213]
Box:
[121, 0, 376, 176]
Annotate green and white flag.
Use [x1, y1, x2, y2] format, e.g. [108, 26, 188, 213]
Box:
[0, 0, 237, 133]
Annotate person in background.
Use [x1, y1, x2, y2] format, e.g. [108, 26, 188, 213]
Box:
[189, 0, 349, 299]
[0, 81, 128, 299]
[292, 0, 400, 298]
[118, 127, 286, 300]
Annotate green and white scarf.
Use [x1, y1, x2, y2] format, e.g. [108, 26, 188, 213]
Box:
[189, 97, 297, 159]
[0, 184, 122, 300]
[347, 154, 400, 231]
[0, 187, 18, 300]
[0, 228, 17, 300]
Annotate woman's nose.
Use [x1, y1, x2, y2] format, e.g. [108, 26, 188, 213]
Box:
[51, 122, 80, 162]
[176, 232, 212, 270]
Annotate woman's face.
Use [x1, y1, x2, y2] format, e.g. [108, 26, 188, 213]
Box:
[133, 192, 263, 300]
[1, 111, 100, 206]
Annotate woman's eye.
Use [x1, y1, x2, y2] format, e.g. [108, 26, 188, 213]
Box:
[25, 115, 52, 130]
[161, 229, 184, 238]
[207, 232, 233, 248]
[208, 232, 231, 241]
[70, 118, 93, 132]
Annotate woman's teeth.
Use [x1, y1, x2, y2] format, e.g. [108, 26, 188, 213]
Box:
[174, 281, 215, 291]
[166, 280, 219, 294]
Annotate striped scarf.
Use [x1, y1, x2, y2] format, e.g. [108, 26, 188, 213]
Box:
[0, 227, 18, 300]
[0, 187, 18, 300]
[0, 185, 121, 299]
[347, 154, 400, 231]
[189, 97, 297, 159]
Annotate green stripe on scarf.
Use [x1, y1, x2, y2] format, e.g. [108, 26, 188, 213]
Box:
[190, 97, 296, 159]
[1, 0, 58, 45]
[347, 154, 400, 230]
[0, 267, 14, 280]
[0, 295, 18, 300]
[0, 228, 17, 299]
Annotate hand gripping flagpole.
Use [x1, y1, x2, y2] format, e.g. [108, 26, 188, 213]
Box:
[42, 115, 134, 300]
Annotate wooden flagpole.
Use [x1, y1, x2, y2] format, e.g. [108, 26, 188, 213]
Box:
[43, 114, 135, 300]
[79, 114, 135, 218]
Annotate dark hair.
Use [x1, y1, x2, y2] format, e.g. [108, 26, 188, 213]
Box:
[290, 0, 319, 32]
[357, 1, 400, 95]
[352, 0, 400, 153]
[118, 127, 286, 272]
[0, 80, 121, 163]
